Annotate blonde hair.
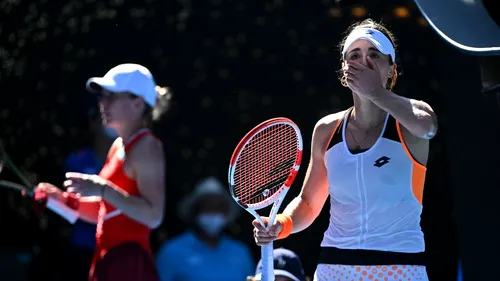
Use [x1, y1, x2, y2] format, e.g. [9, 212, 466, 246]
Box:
[338, 18, 399, 91]
[141, 85, 173, 128]
[152, 86, 172, 120]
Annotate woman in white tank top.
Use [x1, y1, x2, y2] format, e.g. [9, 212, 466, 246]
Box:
[251, 19, 438, 281]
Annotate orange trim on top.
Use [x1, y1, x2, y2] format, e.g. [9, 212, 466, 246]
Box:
[395, 121, 426, 205]
[325, 119, 343, 152]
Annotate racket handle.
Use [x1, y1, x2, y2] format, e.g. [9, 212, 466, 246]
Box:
[261, 242, 275, 281]
[46, 197, 79, 224]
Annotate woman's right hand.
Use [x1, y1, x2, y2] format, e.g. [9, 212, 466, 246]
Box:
[34, 182, 65, 202]
[252, 217, 283, 246]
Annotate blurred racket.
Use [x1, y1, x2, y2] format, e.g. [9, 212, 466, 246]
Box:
[0, 141, 35, 197]
[228, 117, 303, 281]
[0, 141, 79, 222]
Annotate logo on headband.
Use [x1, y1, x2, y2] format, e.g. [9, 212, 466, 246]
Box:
[366, 30, 374, 35]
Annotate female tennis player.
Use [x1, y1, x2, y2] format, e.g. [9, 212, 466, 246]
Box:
[252, 19, 438, 281]
[34, 63, 171, 281]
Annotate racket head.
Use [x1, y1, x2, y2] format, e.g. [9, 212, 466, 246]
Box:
[0, 141, 10, 178]
[228, 117, 303, 210]
[0, 140, 34, 193]
[0, 141, 6, 174]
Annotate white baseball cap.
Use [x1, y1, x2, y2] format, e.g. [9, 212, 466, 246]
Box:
[86, 63, 158, 107]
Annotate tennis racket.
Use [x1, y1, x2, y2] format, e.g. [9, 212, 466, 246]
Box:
[0, 141, 79, 222]
[0, 141, 36, 197]
[228, 117, 303, 281]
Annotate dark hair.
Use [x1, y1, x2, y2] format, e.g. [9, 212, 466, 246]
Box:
[338, 18, 399, 90]
[139, 86, 173, 128]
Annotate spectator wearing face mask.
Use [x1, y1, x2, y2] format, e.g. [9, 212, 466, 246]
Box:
[155, 177, 254, 281]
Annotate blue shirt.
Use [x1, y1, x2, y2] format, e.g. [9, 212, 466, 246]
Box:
[457, 260, 463, 281]
[155, 231, 254, 281]
[64, 147, 104, 250]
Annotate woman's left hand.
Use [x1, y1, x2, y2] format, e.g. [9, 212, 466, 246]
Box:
[64, 172, 108, 197]
[344, 56, 384, 98]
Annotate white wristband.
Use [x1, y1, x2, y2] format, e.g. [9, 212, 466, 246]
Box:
[46, 197, 79, 224]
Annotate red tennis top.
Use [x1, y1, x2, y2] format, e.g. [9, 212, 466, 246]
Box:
[95, 129, 154, 256]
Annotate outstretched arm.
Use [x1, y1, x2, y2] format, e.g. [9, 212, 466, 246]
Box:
[370, 89, 438, 139]
[346, 57, 438, 139]
[34, 183, 101, 224]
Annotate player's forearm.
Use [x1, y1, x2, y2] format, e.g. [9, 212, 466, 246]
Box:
[77, 198, 101, 224]
[43, 190, 99, 224]
[370, 89, 437, 139]
[282, 159, 329, 233]
[103, 185, 164, 229]
[282, 196, 318, 233]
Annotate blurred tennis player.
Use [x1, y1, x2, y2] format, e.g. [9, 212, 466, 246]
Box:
[252, 19, 437, 281]
[35, 63, 171, 281]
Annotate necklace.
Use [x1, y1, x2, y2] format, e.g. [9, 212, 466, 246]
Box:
[348, 114, 385, 150]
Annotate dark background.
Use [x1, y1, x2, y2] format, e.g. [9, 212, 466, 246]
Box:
[2, 0, 498, 280]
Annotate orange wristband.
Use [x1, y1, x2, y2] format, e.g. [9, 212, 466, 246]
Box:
[276, 214, 293, 240]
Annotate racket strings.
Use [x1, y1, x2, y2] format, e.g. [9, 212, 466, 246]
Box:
[233, 123, 298, 205]
[0, 142, 32, 188]
[0, 157, 4, 174]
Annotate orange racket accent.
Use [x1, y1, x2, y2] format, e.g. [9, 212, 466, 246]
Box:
[228, 117, 303, 281]
[228, 117, 302, 209]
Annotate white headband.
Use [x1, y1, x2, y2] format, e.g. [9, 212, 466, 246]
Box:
[342, 28, 395, 63]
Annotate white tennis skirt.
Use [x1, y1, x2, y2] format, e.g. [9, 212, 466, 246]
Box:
[314, 264, 429, 281]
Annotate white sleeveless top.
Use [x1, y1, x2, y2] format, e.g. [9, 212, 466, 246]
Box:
[320, 109, 426, 253]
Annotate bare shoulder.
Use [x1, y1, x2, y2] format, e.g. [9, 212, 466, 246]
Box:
[311, 109, 348, 155]
[314, 109, 348, 137]
[129, 135, 165, 163]
[316, 110, 347, 127]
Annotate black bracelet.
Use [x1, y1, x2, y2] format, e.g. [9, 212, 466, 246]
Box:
[101, 185, 105, 199]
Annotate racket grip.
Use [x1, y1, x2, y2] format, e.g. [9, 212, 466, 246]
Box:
[261, 242, 275, 281]
[46, 197, 79, 224]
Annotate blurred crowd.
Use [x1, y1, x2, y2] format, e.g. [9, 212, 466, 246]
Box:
[0, 0, 465, 280]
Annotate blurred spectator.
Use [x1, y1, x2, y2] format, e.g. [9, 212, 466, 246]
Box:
[247, 248, 308, 281]
[155, 177, 254, 281]
[61, 108, 115, 281]
[456, 260, 463, 281]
